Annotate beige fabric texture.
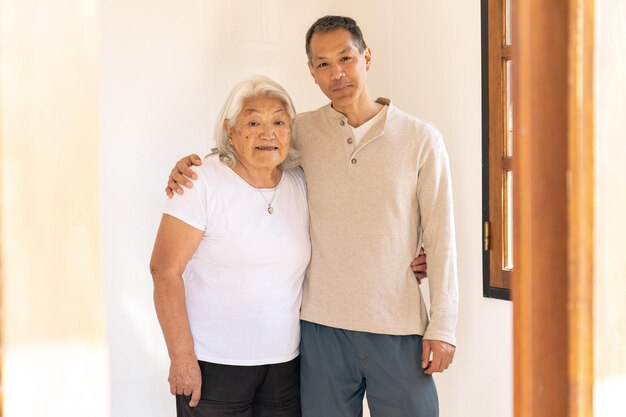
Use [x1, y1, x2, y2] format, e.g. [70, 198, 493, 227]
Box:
[294, 98, 458, 346]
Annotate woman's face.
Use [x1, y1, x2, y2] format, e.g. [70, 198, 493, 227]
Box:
[226, 96, 292, 173]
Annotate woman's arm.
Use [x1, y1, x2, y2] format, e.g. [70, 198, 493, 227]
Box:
[150, 214, 204, 407]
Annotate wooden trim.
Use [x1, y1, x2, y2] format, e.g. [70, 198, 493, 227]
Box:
[485, 286, 511, 300]
[513, 0, 595, 416]
[567, 0, 594, 416]
[484, 0, 512, 294]
[487, 0, 504, 278]
[513, 0, 570, 416]
[501, 269, 512, 286]
[502, 45, 513, 59]
[502, 156, 513, 171]
[481, 0, 494, 298]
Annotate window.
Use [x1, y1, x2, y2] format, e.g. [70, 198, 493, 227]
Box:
[481, 0, 514, 300]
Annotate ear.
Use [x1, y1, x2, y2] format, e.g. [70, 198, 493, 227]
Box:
[364, 47, 372, 71]
[308, 61, 319, 85]
[223, 119, 231, 136]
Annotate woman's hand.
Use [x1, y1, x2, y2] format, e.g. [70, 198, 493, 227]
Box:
[169, 353, 202, 407]
[166, 154, 203, 198]
[411, 247, 428, 283]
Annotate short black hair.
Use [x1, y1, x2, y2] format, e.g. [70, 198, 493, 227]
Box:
[305, 15, 367, 63]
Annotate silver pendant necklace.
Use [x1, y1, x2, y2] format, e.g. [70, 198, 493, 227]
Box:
[258, 187, 277, 214]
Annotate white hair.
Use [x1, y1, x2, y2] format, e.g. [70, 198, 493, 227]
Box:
[211, 75, 300, 169]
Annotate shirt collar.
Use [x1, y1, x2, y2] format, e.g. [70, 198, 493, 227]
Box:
[324, 97, 393, 123]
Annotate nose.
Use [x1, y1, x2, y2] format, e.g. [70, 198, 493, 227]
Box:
[331, 63, 345, 80]
[260, 125, 276, 140]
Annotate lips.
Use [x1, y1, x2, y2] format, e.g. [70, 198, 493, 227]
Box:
[331, 82, 352, 92]
[255, 146, 279, 150]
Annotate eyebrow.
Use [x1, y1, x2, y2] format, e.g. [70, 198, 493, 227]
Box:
[243, 108, 287, 115]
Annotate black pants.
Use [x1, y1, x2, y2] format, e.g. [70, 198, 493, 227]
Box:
[176, 356, 301, 417]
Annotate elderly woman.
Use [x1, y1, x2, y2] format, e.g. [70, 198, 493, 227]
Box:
[150, 75, 309, 417]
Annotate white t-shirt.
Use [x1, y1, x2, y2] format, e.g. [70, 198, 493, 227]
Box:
[163, 155, 311, 366]
[348, 105, 388, 146]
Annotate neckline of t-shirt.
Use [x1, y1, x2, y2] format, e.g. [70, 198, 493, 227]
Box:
[348, 105, 388, 134]
[218, 159, 285, 192]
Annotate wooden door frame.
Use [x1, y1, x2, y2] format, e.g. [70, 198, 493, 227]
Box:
[512, 1, 594, 417]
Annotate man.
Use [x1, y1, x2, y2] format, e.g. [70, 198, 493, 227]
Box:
[167, 15, 457, 417]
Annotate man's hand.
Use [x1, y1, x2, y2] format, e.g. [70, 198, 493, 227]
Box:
[411, 247, 427, 283]
[168, 353, 202, 407]
[165, 154, 203, 198]
[422, 339, 455, 375]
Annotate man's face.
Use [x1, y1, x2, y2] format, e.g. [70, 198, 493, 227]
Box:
[307, 28, 371, 108]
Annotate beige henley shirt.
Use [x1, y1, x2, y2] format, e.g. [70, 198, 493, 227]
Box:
[294, 98, 458, 346]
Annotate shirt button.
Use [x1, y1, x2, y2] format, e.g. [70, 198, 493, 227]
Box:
[347, 138, 353, 144]
[351, 158, 357, 164]
[340, 120, 345, 126]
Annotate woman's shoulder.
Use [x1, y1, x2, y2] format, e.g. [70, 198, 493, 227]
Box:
[192, 154, 229, 179]
[179, 154, 235, 197]
[282, 167, 307, 192]
[283, 166, 304, 181]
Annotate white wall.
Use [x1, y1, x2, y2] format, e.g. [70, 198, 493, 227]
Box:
[387, 3, 514, 417]
[101, 1, 512, 416]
